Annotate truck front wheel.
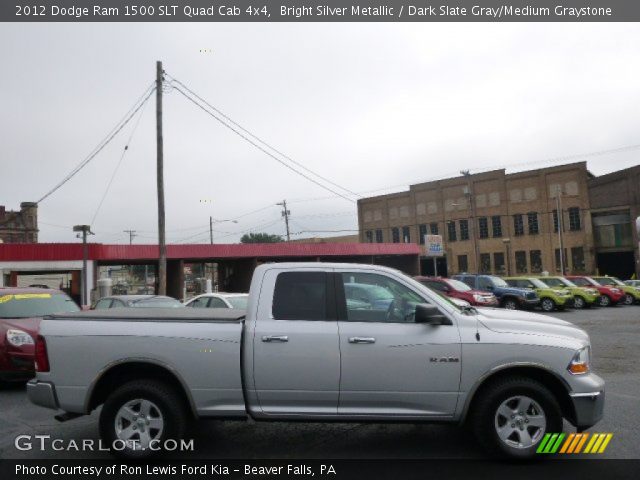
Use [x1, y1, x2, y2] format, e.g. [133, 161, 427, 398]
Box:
[472, 376, 563, 459]
[502, 298, 519, 310]
[99, 380, 188, 459]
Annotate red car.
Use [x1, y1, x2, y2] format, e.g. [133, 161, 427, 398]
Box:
[414, 276, 499, 307]
[566, 275, 625, 307]
[0, 288, 79, 382]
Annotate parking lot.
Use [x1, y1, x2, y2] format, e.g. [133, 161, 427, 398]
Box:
[0, 306, 638, 460]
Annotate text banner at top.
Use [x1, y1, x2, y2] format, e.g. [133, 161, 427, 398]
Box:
[2, 0, 639, 22]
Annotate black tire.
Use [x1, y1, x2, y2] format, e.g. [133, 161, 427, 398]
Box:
[502, 298, 519, 310]
[471, 376, 563, 459]
[623, 294, 634, 306]
[573, 296, 586, 309]
[99, 380, 188, 459]
[540, 298, 556, 312]
[598, 295, 611, 307]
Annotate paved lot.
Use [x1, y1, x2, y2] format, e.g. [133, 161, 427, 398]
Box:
[1, 306, 638, 460]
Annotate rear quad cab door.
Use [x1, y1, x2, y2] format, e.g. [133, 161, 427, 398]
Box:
[335, 270, 462, 418]
[252, 268, 340, 416]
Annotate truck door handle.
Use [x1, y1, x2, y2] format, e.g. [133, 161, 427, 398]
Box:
[348, 337, 376, 344]
[262, 335, 289, 343]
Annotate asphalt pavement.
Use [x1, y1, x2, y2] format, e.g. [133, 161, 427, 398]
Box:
[0, 306, 638, 460]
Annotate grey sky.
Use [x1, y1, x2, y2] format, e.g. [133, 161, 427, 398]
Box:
[1, 23, 639, 244]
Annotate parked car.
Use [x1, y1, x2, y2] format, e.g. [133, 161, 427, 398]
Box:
[503, 277, 573, 312]
[536, 276, 599, 309]
[566, 276, 625, 307]
[93, 295, 183, 310]
[185, 293, 249, 309]
[414, 276, 498, 307]
[453, 274, 540, 310]
[624, 279, 640, 288]
[0, 288, 79, 382]
[28, 262, 604, 460]
[591, 276, 640, 305]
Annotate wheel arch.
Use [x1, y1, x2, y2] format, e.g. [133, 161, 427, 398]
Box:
[85, 359, 197, 418]
[460, 364, 576, 425]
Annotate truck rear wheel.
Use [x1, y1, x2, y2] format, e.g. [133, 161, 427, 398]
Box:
[502, 298, 518, 310]
[471, 376, 563, 459]
[99, 380, 188, 459]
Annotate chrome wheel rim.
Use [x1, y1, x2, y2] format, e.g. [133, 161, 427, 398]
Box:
[599, 295, 610, 306]
[624, 294, 634, 305]
[504, 301, 517, 310]
[494, 395, 546, 449]
[574, 297, 585, 308]
[115, 399, 164, 449]
[541, 299, 554, 311]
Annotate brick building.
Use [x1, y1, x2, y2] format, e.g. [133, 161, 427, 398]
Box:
[0, 202, 38, 244]
[358, 162, 640, 278]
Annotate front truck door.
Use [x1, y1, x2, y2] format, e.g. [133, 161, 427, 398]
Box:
[252, 269, 340, 416]
[336, 270, 462, 418]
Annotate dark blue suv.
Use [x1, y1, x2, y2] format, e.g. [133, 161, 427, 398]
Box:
[452, 274, 540, 310]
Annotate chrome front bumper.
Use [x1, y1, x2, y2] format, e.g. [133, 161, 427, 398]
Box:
[569, 390, 605, 430]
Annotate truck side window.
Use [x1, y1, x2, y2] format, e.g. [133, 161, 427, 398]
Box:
[477, 277, 493, 291]
[273, 272, 328, 320]
[339, 272, 425, 323]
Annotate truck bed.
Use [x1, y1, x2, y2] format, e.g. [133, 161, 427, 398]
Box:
[47, 307, 246, 322]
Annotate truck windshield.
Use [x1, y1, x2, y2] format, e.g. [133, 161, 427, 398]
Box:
[490, 277, 508, 288]
[0, 293, 80, 318]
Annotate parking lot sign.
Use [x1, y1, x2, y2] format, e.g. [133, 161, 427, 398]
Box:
[424, 234, 444, 257]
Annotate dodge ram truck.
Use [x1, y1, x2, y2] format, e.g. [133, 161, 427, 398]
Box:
[27, 263, 604, 459]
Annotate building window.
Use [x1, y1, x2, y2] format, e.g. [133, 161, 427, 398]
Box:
[447, 221, 457, 242]
[569, 207, 581, 231]
[513, 214, 524, 236]
[459, 219, 469, 240]
[478, 217, 489, 239]
[402, 226, 410, 243]
[515, 250, 528, 273]
[555, 248, 568, 272]
[493, 252, 505, 275]
[392, 227, 400, 243]
[530, 250, 542, 273]
[418, 224, 427, 244]
[491, 216, 502, 238]
[365, 230, 373, 243]
[480, 253, 491, 273]
[571, 246, 585, 271]
[429, 222, 439, 235]
[375, 229, 383, 243]
[553, 210, 559, 233]
[458, 255, 468, 273]
[527, 212, 539, 235]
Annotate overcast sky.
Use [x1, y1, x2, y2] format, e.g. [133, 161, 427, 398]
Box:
[1, 23, 639, 244]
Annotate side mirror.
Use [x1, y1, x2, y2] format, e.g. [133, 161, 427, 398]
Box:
[415, 303, 452, 326]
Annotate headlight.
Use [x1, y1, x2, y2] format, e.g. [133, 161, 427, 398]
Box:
[6, 329, 35, 347]
[473, 294, 485, 302]
[568, 346, 590, 375]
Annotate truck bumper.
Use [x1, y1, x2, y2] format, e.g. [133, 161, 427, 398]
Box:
[568, 375, 605, 430]
[27, 380, 59, 410]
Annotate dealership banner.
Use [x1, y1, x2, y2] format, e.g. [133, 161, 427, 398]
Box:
[2, 0, 640, 22]
[2, 459, 640, 480]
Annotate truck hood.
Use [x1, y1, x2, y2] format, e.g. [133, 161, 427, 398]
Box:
[496, 286, 534, 296]
[475, 307, 589, 343]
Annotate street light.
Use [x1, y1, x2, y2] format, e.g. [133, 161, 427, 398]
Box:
[73, 225, 94, 307]
[209, 217, 238, 244]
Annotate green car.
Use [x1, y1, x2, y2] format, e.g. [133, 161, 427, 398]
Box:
[537, 276, 600, 309]
[503, 277, 574, 312]
[592, 276, 640, 305]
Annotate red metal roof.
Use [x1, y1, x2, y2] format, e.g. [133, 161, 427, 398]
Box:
[0, 242, 420, 262]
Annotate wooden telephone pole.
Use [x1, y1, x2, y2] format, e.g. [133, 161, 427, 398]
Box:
[156, 61, 167, 295]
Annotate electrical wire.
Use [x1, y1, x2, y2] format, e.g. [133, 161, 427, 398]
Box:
[166, 74, 360, 199]
[37, 83, 156, 203]
[170, 84, 356, 204]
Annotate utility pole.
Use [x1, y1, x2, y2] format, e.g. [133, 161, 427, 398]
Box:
[73, 225, 94, 307]
[210, 216, 214, 244]
[556, 186, 566, 275]
[123, 229, 137, 245]
[156, 61, 167, 295]
[461, 171, 480, 273]
[277, 200, 291, 242]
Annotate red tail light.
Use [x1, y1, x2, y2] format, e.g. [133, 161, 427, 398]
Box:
[34, 335, 50, 372]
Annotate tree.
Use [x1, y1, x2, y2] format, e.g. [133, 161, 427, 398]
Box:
[240, 232, 284, 244]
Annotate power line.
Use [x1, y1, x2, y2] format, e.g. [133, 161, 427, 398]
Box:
[166, 74, 360, 199]
[90, 93, 151, 226]
[37, 83, 156, 203]
[170, 83, 356, 204]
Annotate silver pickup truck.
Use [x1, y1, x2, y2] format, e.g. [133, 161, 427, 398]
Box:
[27, 263, 604, 459]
